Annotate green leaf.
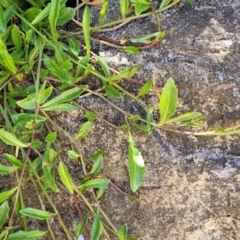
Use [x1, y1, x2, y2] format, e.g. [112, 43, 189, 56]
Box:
[11, 25, 22, 50]
[96, 56, 110, 77]
[79, 179, 110, 190]
[31, 3, 50, 25]
[42, 87, 85, 108]
[89, 153, 103, 174]
[58, 161, 74, 194]
[7, 230, 47, 240]
[43, 165, 59, 192]
[117, 224, 128, 240]
[96, 187, 107, 200]
[31, 140, 42, 149]
[48, 0, 60, 39]
[45, 132, 57, 143]
[123, 46, 139, 54]
[43, 103, 78, 111]
[16, 85, 53, 110]
[130, 32, 160, 44]
[134, 3, 150, 15]
[57, 7, 75, 26]
[128, 133, 145, 192]
[43, 55, 73, 83]
[19, 207, 55, 220]
[90, 209, 102, 240]
[138, 79, 153, 97]
[0, 201, 10, 228]
[0, 5, 7, 32]
[75, 121, 92, 139]
[0, 48, 17, 75]
[86, 111, 95, 122]
[165, 112, 202, 124]
[110, 65, 140, 82]
[0, 188, 17, 204]
[3, 154, 23, 168]
[69, 38, 80, 56]
[120, 0, 129, 17]
[159, 0, 169, 9]
[99, 1, 108, 25]
[187, 0, 195, 4]
[129, 115, 140, 121]
[67, 150, 80, 159]
[83, 6, 90, 54]
[0, 129, 28, 147]
[75, 213, 89, 236]
[105, 85, 122, 98]
[0, 163, 18, 175]
[159, 78, 178, 124]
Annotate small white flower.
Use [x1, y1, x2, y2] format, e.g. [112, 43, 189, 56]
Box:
[78, 235, 84, 240]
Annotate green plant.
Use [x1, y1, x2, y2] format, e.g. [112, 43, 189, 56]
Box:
[1, 0, 239, 239]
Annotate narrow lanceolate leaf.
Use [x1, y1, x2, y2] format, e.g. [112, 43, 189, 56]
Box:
[75, 121, 92, 139]
[0, 129, 28, 147]
[0, 50, 17, 74]
[7, 230, 47, 240]
[165, 112, 202, 124]
[43, 166, 59, 192]
[0, 163, 18, 175]
[128, 134, 145, 192]
[89, 155, 103, 174]
[19, 208, 55, 220]
[58, 161, 74, 194]
[105, 85, 122, 98]
[130, 32, 160, 44]
[48, 0, 60, 39]
[138, 79, 153, 97]
[0, 187, 17, 204]
[90, 209, 102, 240]
[0, 201, 10, 228]
[120, 0, 129, 17]
[159, 78, 178, 124]
[11, 25, 22, 50]
[83, 6, 90, 54]
[99, 1, 108, 25]
[42, 87, 85, 108]
[123, 46, 139, 54]
[43, 103, 78, 112]
[3, 153, 23, 167]
[79, 179, 110, 190]
[117, 224, 128, 240]
[159, 0, 169, 9]
[96, 56, 110, 77]
[57, 7, 75, 26]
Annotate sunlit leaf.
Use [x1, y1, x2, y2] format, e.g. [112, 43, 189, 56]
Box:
[58, 161, 74, 194]
[42, 87, 85, 108]
[90, 209, 102, 240]
[45, 132, 57, 143]
[99, 1, 108, 25]
[120, 0, 129, 17]
[75, 121, 92, 139]
[31, 3, 51, 25]
[79, 179, 110, 190]
[128, 133, 145, 192]
[86, 111, 95, 122]
[83, 6, 90, 54]
[0, 129, 28, 147]
[117, 224, 128, 240]
[134, 3, 150, 15]
[3, 154, 23, 168]
[7, 230, 47, 240]
[138, 79, 153, 97]
[159, 0, 169, 9]
[159, 78, 178, 124]
[0, 188, 17, 204]
[43, 103, 78, 112]
[67, 150, 80, 159]
[89, 152, 104, 174]
[0, 201, 10, 228]
[123, 46, 139, 54]
[110, 65, 140, 82]
[130, 32, 160, 44]
[165, 112, 202, 124]
[19, 208, 55, 220]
